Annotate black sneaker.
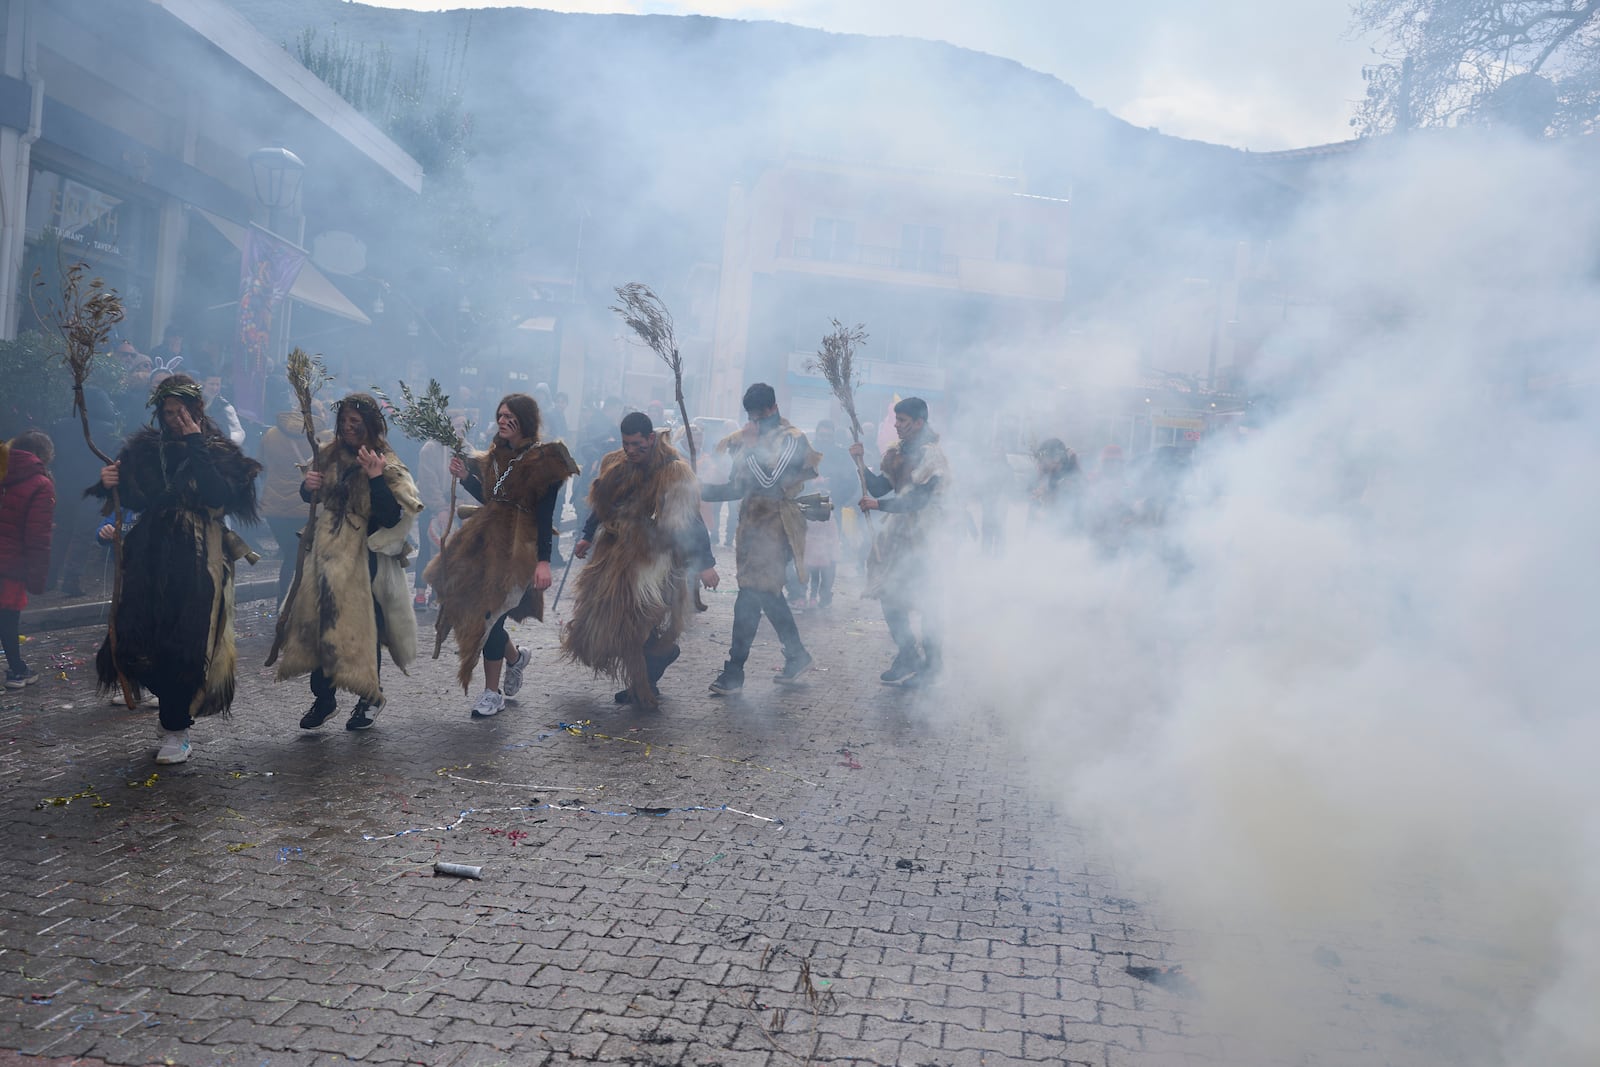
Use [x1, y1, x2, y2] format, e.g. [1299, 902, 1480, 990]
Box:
[346, 696, 384, 731]
[879, 650, 921, 685]
[774, 650, 814, 685]
[903, 657, 942, 689]
[299, 701, 337, 729]
[708, 663, 745, 696]
[614, 683, 660, 705]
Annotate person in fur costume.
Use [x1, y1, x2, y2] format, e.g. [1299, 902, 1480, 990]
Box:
[563, 411, 719, 708]
[95, 375, 262, 764]
[851, 396, 951, 687]
[275, 393, 422, 732]
[428, 393, 576, 718]
[699, 383, 821, 695]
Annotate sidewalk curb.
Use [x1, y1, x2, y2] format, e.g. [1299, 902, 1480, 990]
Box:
[27, 577, 281, 634]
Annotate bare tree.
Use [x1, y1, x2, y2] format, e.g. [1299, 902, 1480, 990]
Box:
[1351, 0, 1600, 136]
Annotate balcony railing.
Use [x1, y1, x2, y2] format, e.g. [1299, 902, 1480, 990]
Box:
[785, 237, 958, 276]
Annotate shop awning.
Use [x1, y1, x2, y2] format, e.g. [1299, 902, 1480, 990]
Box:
[195, 209, 371, 325]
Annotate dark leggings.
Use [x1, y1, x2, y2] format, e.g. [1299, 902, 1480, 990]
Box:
[483, 611, 512, 662]
[158, 693, 194, 733]
[0, 609, 22, 672]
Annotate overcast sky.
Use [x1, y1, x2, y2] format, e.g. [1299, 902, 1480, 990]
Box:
[351, 0, 1374, 149]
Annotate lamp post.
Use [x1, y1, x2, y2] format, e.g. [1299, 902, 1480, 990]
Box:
[249, 147, 305, 235]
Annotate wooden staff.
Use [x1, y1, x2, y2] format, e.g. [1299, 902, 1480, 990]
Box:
[33, 263, 135, 707]
[369, 378, 472, 658]
[265, 348, 328, 667]
[611, 283, 710, 609]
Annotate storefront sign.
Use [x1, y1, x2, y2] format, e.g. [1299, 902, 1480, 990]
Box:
[26, 170, 131, 261]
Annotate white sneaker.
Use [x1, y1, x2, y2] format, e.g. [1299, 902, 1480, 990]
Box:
[470, 689, 506, 718]
[501, 645, 526, 698]
[155, 729, 191, 764]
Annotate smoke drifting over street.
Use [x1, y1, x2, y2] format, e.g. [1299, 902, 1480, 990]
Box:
[101, 3, 1600, 1062]
[940, 132, 1600, 1065]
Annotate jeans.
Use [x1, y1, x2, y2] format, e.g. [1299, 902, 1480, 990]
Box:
[727, 589, 805, 666]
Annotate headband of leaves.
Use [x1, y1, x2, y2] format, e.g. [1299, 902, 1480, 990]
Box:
[334, 393, 388, 437]
[147, 378, 204, 409]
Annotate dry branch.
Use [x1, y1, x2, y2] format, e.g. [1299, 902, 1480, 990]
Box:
[373, 378, 476, 656]
[32, 262, 135, 707]
[266, 348, 331, 667]
[610, 283, 697, 467]
[806, 320, 875, 532]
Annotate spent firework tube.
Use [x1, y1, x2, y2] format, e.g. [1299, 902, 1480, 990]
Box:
[433, 861, 483, 879]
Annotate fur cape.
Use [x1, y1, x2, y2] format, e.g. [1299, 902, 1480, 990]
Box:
[711, 419, 819, 594]
[425, 439, 577, 692]
[865, 429, 950, 602]
[95, 428, 262, 717]
[273, 442, 423, 702]
[561, 436, 702, 706]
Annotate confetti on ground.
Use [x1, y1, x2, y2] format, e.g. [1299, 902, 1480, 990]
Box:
[360, 799, 781, 841]
[35, 788, 110, 810]
[553, 721, 821, 786]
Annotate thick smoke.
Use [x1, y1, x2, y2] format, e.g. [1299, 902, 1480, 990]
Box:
[938, 131, 1600, 1066]
[220, 5, 1598, 1061]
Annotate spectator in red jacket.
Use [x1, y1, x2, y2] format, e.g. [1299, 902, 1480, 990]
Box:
[0, 430, 56, 689]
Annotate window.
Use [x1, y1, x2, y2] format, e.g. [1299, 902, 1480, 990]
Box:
[812, 217, 856, 263]
[898, 225, 945, 273]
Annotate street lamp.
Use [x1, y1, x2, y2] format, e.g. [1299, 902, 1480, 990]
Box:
[248, 147, 305, 216]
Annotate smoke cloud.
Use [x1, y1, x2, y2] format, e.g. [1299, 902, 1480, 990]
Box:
[937, 131, 1600, 1066]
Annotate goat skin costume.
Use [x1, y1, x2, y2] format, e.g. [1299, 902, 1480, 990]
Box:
[425, 439, 576, 692]
[864, 429, 951, 599]
[94, 427, 262, 716]
[561, 436, 705, 707]
[273, 443, 423, 702]
[710, 419, 820, 594]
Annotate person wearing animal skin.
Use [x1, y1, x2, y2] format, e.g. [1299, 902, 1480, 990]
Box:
[851, 396, 951, 687]
[94, 375, 262, 764]
[563, 411, 719, 708]
[275, 393, 422, 733]
[698, 383, 821, 695]
[427, 393, 576, 718]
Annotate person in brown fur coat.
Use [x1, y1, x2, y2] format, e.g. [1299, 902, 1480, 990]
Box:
[699, 383, 821, 695]
[427, 393, 576, 717]
[276, 393, 423, 733]
[563, 411, 719, 708]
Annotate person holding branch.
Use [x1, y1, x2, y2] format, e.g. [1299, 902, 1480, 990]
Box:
[851, 396, 951, 686]
[562, 411, 719, 708]
[95, 375, 262, 763]
[275, 393, 422, 733]
[426, 393, 576, 718]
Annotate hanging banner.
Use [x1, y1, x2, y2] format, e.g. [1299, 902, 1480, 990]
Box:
[234, 225, 306, 423]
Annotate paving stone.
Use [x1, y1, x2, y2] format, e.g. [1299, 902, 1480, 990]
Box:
[0, 592, 1531, 1067]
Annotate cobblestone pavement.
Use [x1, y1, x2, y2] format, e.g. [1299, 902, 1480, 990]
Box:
[0, 564, 1537, 1066]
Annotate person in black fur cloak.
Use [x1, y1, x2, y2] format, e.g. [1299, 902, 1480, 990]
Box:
[95, 374, 262, 765]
